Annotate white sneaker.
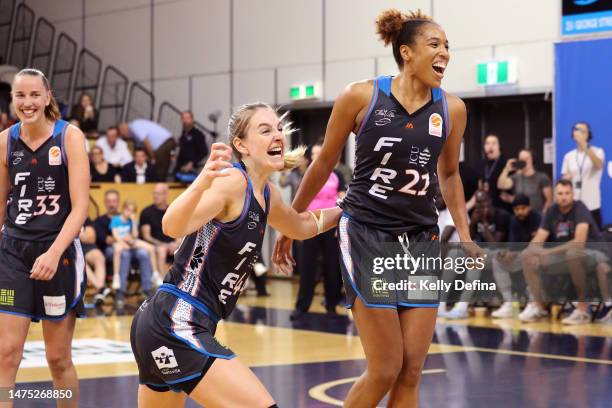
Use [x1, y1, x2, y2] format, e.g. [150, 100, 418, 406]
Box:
[492, 302, 513, 319]
[444, 305, 469, 320]
[518, 303, 548, 323]
[561, 309, 591, 325]
[152, 271, 163, 287]
[595, 306, 612, 324]
[112, 273, 120, 290]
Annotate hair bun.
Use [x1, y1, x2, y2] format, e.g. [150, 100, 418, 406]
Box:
[376, 9, 407, 46]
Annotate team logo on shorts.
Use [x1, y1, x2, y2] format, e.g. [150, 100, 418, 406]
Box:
[49, 146, 62, 166]
[428, 113, 443, 137]
[151, 346, 178, 370]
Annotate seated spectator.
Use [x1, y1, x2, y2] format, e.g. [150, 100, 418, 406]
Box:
[497, 149, 552, 213]
[90, 146, 121, 183]
[95, 126, 133, 168]
[121, 147, 157, 183]
[519, 180, 611, 325]
[129, 119, 176, 180]
[94, 190, 154, 310]
[79, 218, 110, 306]
[175, 111, 208, 183]
[0, 111, 10, 131]
[111, 200, 157, 308]
[490, 195, 541, 318]
[140, 183, 181, 285]
[71, 92, 99, 138]
[443, 191, 510, 319]
[470, 190, 511, 243]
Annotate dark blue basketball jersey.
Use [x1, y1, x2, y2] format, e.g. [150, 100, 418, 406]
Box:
[4, 120, 72, 241]
[341, 75, 450, 232]
[164, 164, 269, 319]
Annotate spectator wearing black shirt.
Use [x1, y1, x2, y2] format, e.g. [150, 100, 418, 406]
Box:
[71, 92, 99, 138]
[490, 195, 541, 318]
[175, 111, 208, 183]
[519, 180, 611, 325]
[122, 147, 158, 183]
[467, 134, 508, 211]
[140, 183, 180, 285]
[90, 146, 121, 182]
[470, 190, 511, 243]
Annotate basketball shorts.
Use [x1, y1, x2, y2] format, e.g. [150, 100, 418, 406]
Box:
[338, 213, 441, 309]
[0, 236, 86, 321]
[130, 287, 235, 393]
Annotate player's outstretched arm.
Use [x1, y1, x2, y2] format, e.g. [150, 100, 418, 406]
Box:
[0, 130, 10, 237]
[162, 143, 237, 238]
[268, 184, 342, 240]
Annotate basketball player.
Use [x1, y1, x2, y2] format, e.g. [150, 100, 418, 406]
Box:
[130, 102, 342, 408]
[0, 69, 90, 407]
[273, 9, 478, 407]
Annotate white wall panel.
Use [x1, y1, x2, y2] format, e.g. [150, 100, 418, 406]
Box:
[233, 69, 275, 108]
[325, 0, 430, 61]
[25, 0, 82, 22]
[192, 74, 231, 141]
[439, 46, 493, 95]
[85, 8, 151, 82]
[495, 41, 554, 91]
[434, 0, 559, 49]
[153, 77, 189, 115]
[154, 0, 230, 78]
[234, 0, 322, 70]
[325, 59, 374, 102]
[85, 0, 150, 16]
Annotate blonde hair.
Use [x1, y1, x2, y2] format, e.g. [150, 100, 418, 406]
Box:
[228, 102, 305, 171]
[13, 68, 61, 121]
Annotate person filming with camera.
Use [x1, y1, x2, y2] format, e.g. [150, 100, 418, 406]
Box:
[498, 149, 552, 213]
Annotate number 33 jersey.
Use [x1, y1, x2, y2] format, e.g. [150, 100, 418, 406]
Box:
[4, 120, 72, 241]
[341, 75, 450, 233]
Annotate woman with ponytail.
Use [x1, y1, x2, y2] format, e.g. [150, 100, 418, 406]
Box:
[0, 68, 90, 407]
[130, 102, 342, 407]
[273, 9, 481, 407]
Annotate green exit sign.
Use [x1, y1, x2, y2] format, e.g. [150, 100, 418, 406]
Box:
[290, 83, 321, 101]
[477, 60, 517, 86]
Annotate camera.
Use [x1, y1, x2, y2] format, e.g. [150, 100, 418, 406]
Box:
[513, 160, 526, 170]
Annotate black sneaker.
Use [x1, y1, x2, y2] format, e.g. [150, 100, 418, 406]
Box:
[595, 305, 612, 323]
[290, 310, 306, 321]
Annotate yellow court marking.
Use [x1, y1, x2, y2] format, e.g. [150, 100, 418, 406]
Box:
[308, 369, 446, 407]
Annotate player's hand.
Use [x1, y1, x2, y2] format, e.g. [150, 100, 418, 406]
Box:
[461, 240, 485, 262]
[30, 250, 62, 281]
[196, 143, 233, 189]
[272, 234, 295, 276]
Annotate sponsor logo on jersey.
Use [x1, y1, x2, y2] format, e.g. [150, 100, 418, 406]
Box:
[49, 146, 62, 166]
[0, 289, 15, 306]
[151, 346, 179, 373]
[429, 113, 443, 137]
[374, 109, 396, 127]
[405, 122, 414, 129]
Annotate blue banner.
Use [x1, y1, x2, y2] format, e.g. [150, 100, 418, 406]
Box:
[555, 38, 612, 225]
[562, 10, 612, 35]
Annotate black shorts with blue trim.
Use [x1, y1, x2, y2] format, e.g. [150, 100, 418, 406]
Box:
[0, 236, 86, 322]
[130, 286, 235, 393]
[338, 213, 441, 309]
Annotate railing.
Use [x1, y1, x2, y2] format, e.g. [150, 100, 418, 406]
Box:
[50, 33, 77, 112]
[98, 65, 128, 131]
[7, 3, 34, 68]
[0, 0, 15, 65]
[125, 81, 154, 122]
[28, 17, 55, 73]
[70, 49, 102, 115]
[157, 101, 182, 137]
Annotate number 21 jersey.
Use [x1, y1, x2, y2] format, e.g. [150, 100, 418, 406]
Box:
[341, 75, 450, 233]
[4, 120, 72, 241]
